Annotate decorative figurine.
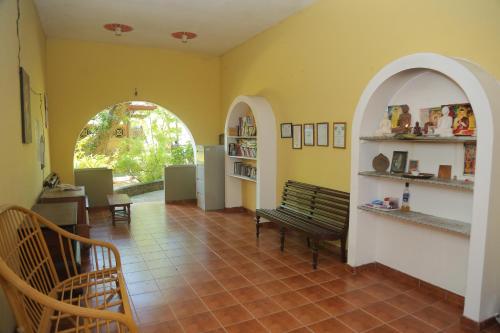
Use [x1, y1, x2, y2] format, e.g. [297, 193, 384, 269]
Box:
[375, 113, 392, 136]
[392, 105, 412, 134]
[434, 106, 453, 137]
[413, 122, 423, 136]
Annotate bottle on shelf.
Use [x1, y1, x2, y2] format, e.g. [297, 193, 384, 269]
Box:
[401, 182, 411, 212]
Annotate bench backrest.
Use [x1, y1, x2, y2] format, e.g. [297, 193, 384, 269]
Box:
[279, 180, 350, 234]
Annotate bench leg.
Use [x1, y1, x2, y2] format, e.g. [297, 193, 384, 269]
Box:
[126, 204, 131, 224]
[256, 216, 261, 238]
[340, 235, 347, 263]
[312, 240, 319, 269]
[280, 227, 285, 252]
[306, 237, 311, 248]
[109, 206, 116, 226]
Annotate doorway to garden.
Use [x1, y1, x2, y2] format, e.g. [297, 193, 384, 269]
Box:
[73, 101, 195, 203]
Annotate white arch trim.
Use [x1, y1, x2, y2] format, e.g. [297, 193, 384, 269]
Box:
[349, 53, 500, 322]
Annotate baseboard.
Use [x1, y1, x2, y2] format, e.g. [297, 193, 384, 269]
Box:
[165, 199, 197, 204]
[461, 315, 498, 332]
[348, 262, 465, 308]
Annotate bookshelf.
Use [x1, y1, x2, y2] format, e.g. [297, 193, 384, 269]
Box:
[224, 96, 277, 211]
[348, 53, 500, 323]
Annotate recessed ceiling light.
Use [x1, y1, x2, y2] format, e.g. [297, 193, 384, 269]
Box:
[104, 23, 133, 36]
[171, 31, 197, 43]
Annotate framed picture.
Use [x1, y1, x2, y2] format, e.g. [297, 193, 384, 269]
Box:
[409, 160, 419, 173]
[464, 143, 476, 175]
[390, 151, 408, 174]
[316, 122, 329, 146]
[281, 123, 292, 138]
[304, 123, 314, 146]
[333, 122, 346, 149]
[292, 124, 302, 149]
[19, 67, 32, 144]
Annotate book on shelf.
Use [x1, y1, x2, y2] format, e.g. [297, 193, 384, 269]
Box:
[227, 139, 257, 158]
[237, 115, 257, 137]
[233, 162, 257, 180]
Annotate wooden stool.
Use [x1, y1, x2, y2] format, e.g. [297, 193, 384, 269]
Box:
[107, 194, 132, 226]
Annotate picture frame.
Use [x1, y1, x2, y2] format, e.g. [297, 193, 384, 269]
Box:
[316, 122, 329, 146]
[292, 124, 302, 149]
[281, 123, 292, 138]
[390, 151, 408, 174]
[408, 160, 419, 173]
[19, 67, 32, 144]
[464, 143, 476, 175]
[304, 123, 314, 146]
[333, 122, 346, 149]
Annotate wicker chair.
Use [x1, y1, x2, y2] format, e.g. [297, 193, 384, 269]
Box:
[0, 205, 137, 333]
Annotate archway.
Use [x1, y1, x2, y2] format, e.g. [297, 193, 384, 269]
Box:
[73, 101, 196, 200]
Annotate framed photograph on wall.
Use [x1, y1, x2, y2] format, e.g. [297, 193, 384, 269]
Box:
[316, 122, 329, 146]
[304, 123, 314, 146]
[281, 123, 292, 138]
[464, 143, 476, 175]
[19, 67, 32, 144]
[292, 124, 302, 149]
[333, 122, 346, 149]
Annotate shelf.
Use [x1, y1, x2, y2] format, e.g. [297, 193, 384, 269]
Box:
[359, 171, 474, 191]
[227, 136, 257, 139]
[358, 205, 471, 236]
[360, 136, 476, 144]
[228, 174, 257, 182]
[228, 155, 257, 161]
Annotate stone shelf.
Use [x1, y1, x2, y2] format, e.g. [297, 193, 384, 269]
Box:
[228, 174, 257, 182]
[359, 171, 474, 191]
[360, 136, 476, 144]
[358, 204, 471, 236]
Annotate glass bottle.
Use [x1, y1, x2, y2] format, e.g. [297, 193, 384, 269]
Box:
[401, 182, 410, 212]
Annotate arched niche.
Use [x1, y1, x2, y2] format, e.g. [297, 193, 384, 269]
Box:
[224, 96, 277, 210]
[349, 53, 500, 322]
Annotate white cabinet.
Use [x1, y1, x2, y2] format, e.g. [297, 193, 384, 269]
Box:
[196, 145, 225, 211]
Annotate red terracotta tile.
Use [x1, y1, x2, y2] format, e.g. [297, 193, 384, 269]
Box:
[225, 319, 268, 333]
[257, 280, 291, 296]
[230, 286, 266, 303]
[303, 270, 336, 283]
[244, 270, 275, 284]
[140, 320, 184, 333]
[308, 318, 355, 333]
[337, 309, 384, 332]
[168, 298, 208, 319]
[190, 280, 225, 297]
[339, 289, 379, 307]
[386, 294, 427, 313]
[297, 285, 334, 302]
[136, 304, 175, 325]
[271, 290, 310, 310]
[212, 304, 253, 326]
[288, 303, 330, 325]
[413, 306, 460, 330]
[281, 275, 315, 290]
[127, 280, 159, 295]
[366, 325, 399, 333]
[201, 291, 238, 310]
[161, 286, 198, 303]
[258, 311, 302, 333]
[362, 283, 400, 300]
[178, 312, 221, 333]
[242, 297, 283, 318]
[406, 289, 440, 305]
[316, 296, 356, 316]
[321, 279, 356, 294]
[218, 275, 252, 291]
[389, 315, 439, 333]
[363, 301, 407, 322]
[269, 266, 301, 279]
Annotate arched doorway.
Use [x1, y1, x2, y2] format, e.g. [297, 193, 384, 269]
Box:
[73, 101, 195, 201]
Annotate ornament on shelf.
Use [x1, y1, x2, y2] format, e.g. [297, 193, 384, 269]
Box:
[434, 106, 453, 137]
[374, 113, 392, 136]
[372, 153, 390, 172]
[389, 105, 412, 134]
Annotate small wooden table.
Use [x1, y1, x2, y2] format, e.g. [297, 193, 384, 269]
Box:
[107, 194, 132, 225]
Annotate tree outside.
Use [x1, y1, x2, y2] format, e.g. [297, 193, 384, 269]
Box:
[74, 101, 194, 187]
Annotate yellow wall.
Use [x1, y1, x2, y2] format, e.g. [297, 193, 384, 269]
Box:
[0, 0, 49, 330]
[47, 39, 221, 183]
[221, 0, 500, 211]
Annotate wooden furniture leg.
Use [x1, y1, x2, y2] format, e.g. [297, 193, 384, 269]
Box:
[280, 227, 286, 252]
[256, 216, 260, 238]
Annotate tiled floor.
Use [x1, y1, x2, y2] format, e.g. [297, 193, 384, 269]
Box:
[89, 202, 500, 333]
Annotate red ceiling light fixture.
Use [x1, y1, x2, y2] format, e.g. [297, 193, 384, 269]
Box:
[104, 23, 133, 36]
[171, 31, 197, 43]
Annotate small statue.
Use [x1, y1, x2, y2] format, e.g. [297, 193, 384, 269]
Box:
[413, 122, 422, 136]
[435, 106, 453, 137]
[375, 113, 392, 136]
[392, 105, 412, 134]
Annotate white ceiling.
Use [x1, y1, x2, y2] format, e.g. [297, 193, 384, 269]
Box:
[34, 0, 316, 55]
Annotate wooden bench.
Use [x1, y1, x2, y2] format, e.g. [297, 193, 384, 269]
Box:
[107, 194, 132, 225]
[256, 180, 350, 269]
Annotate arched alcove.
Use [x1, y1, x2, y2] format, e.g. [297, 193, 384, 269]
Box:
[224, 96, 277, 210]
[349, 53, 500, 322]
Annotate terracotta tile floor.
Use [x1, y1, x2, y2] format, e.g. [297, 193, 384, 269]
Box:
[89, 202, 500, 333]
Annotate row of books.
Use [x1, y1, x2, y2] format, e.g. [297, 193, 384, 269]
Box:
[233, 162, 257, 180]
[228, 140, 257, 158]
[237, 115, 257, 137]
